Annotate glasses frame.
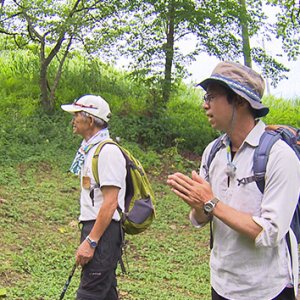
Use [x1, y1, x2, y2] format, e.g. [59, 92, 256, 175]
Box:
[203, 93, 217, 104]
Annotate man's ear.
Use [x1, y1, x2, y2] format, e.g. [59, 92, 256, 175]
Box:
[234, 95, 247, 107]
[234, 96, 253, 116]
[88, 115, 95, 126]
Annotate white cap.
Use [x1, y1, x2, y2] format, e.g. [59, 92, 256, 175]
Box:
[61, 95, 111, 122]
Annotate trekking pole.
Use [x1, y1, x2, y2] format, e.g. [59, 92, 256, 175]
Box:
[59, 263, 77, 300]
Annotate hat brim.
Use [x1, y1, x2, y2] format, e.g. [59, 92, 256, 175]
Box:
[198, 78, 269, 118]
[61, 104, 102, 117]
[61, 104, 82, 114]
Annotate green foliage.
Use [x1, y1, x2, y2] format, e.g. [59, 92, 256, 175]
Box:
[262, 96, 300, 127]
[0, 50, 299, 164]
[0, 163, 81, 300]
[166, 85, 218, 154]
[0, 108, 80, 168]
[0, 50, 40, 101]
[0, 0, 128, 110]
[0, 160, 211, 300]
[109, 82, 218, 154]
[55, 56, 149, 109]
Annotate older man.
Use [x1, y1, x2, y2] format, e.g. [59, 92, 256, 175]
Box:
[167, 62, 300, 300]
[61, 95, 126, 300]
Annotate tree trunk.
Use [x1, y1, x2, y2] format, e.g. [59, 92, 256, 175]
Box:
[38, 32, 67, 112]
[39, 42, 53, 112]
[239, 0, 252, 68]
[162, 0, 175, 105]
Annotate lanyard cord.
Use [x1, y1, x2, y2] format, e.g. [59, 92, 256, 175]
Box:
[225, 139, 236, 178]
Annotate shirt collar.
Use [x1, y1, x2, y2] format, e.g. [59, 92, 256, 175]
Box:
[244, 119, 266, 147]
[221, 119, 266, 149]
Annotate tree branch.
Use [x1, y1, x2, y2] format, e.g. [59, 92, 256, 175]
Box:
[49, 36, 73, 102]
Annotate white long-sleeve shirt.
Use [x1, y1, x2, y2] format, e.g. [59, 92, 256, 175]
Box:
[194, 120, 300, 300]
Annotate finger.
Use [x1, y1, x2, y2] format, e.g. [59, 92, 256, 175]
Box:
[172, 188, 202, 209]
[191, 170, 206, 184]
[168, 173, 195, 190]
[75, 254, 80, 266]
[171, 188, 193, 204]
[80, 259, 87, 267]
[78, 256, 87, 267]
[81, 256, 91, 267]
[168, 178, 190, 196]
[172, 172, 196, 185]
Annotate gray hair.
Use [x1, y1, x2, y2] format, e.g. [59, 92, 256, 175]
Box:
[80, 111, 108, 128]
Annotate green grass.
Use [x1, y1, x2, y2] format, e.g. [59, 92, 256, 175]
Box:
[0, 160, 211, 300]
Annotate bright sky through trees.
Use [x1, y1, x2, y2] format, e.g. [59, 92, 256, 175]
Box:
[181, 3, 300, 100]
[184, 52, 300, 99]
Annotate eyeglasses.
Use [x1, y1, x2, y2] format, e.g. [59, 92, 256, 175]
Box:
[73, 100, 97, 109]
[203, 93, 217, 104]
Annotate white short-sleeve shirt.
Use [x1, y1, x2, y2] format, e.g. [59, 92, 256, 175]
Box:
[79, 140, 126, 222]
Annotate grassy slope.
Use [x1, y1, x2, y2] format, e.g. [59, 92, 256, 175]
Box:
[0, 160, 211, 300]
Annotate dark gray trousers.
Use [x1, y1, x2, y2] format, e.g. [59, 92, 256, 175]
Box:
[76, 220, 122, 300]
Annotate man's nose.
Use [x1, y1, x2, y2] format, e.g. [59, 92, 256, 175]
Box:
[202, 102, 209, 110]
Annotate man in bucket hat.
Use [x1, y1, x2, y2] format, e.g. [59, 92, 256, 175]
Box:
[61, 95, 126, 300]
[167, 61, 300, 299]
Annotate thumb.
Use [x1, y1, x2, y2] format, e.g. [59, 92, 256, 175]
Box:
[191, 170, 205, 184]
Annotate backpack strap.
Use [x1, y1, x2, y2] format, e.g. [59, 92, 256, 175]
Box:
[253, 130, 281, 193]
[91, 139, 128, 273]
[90, 140, 119, 205]
[204, 135, 224, 250]
[237, 130, 281, 192]
[92, 140, 119, 185]
[203, 135, 224, 181]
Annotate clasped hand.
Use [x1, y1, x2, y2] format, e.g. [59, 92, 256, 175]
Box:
[167, 170, 214, 210]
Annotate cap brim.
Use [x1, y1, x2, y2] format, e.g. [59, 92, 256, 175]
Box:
[61, 104, 82, 114]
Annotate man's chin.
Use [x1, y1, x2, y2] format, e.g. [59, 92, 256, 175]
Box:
[209, 121, 217, 129]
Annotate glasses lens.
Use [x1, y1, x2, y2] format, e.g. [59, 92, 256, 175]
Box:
[203, 94, 215, 103]
[203, 94, 209, 103]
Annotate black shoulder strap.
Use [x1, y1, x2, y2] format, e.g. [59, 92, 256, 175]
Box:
[204, 135, 224, 250]
[203, 135, 224, 181]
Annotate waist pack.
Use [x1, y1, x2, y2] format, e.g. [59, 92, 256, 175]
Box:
[91, 140, 155, 235]
[205, 124, 300, 243]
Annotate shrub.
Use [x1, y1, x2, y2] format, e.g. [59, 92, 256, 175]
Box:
[263, 96, 300, 127]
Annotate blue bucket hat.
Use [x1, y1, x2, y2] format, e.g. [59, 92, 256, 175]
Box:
[198, 61, 269, 117]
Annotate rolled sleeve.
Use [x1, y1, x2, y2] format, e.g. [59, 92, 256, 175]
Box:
[189, 210, 209, 228]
